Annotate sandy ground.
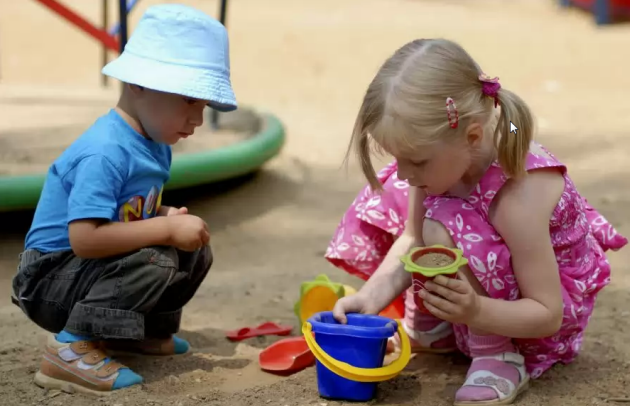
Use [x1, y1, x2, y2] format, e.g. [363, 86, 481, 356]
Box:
[1, 0, 630, 405]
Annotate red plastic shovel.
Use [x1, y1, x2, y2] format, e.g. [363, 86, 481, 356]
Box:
[259, 336, 315, 374]
[225, 322, 293, 341]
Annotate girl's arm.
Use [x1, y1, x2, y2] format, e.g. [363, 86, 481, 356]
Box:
[471, 168, 565, 338]
[359, 186, 427, 312]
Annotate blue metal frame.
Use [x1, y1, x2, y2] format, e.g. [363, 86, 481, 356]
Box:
[212, 0, 229, 128]
[560, 0, 610, 25]
[109, 0, 138, 36]
[594, 0, 611, 24]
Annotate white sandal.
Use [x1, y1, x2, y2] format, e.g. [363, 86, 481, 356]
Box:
[453, 352, 530, 406]
[387, 320, 457, 354]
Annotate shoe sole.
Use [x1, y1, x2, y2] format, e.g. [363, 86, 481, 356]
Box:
[34, 371, 112, 397]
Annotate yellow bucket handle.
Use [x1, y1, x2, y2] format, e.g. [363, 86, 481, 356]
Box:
[302, 319, 411, 383]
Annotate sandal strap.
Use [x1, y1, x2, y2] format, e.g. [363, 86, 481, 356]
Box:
[95, 361, 125, 378]
[81, 349, 109, 366]
[461, 352, 528, 401]
[69, 340, 100, 355]
[67, 340, 126, 377]
[473, 352, 527, 381]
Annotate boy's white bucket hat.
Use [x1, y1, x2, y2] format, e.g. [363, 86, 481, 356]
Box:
[102, 4, 237, 112]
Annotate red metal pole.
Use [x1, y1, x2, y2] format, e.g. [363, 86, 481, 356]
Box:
[32, 0, 120, 53]
[101, 0, 109, 87]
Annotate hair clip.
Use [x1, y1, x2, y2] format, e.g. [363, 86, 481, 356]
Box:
[446, 97, 459, 129]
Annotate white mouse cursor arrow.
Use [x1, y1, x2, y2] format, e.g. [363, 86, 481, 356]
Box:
[510, 121, 518, 135]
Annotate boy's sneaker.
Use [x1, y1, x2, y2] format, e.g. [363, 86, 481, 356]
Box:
[34, 334, 142, 396]
[101, 335, 190, 356]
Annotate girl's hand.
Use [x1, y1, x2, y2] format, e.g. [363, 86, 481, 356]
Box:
[332, 293, 380, 325]
[420, 273, 480, 325]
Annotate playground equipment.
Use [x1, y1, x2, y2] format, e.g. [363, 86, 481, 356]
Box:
[32, 0, 129, 53]
[560, 0, 630, 25]
[302, 312, 411, 402]
[0, 112, 285, 212]
[32, 0, 228, 127]
[1, 0, 286, 212]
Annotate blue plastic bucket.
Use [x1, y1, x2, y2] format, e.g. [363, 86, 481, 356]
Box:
[306, 311, 397, 401]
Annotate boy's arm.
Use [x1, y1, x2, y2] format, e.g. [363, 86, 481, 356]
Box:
[64, 154, 172, 259]
[69, 217, 172, 259]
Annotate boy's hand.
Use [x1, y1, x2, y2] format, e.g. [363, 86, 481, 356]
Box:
[420, 273, 480, 325]
[166, 206, 188, 216]
[159, 205, 188, 216]
[167, 214, 210, 251]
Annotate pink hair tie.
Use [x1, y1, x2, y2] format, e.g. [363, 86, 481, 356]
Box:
[479, 73, 501, 108]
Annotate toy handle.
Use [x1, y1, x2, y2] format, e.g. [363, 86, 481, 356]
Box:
[302, 319, 411, 383]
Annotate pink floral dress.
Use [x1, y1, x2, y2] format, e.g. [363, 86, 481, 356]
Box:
[325, 144, 627, 378]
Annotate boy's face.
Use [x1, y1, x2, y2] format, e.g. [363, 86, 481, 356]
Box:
[133, 87, 209, 145]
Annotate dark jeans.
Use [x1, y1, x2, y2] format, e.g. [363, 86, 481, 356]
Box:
[11, 245, 212, 340]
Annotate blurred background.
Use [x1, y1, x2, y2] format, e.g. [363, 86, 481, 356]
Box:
[1, 1, 629, 405]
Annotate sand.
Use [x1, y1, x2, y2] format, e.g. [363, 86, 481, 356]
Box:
[415, 253, 455, 268]
[2, 0, 630, 405]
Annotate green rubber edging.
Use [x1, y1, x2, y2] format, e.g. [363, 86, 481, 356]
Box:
[0, 112, 285, 212]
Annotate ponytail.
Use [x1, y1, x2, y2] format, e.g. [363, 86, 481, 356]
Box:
[493, 89, 534, 178]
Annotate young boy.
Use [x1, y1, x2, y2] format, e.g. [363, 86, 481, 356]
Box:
[11, 4, 237, 395]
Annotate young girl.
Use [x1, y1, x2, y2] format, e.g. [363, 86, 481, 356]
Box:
[326, 38, 627, 405]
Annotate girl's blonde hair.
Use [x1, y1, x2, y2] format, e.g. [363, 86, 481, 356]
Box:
[347, 38, 534, 191]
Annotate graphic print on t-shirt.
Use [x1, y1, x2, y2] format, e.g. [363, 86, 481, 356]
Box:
[118, 184, 164, 222]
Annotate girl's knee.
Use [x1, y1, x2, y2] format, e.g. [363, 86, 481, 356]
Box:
[422, 218, 456, 248]
[422, 218, 489, 297]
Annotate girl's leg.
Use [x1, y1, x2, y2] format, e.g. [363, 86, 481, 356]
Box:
[422, 217, 529, 405]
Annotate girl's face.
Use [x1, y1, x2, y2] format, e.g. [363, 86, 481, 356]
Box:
[134, 87, 208, 145]
[395, 140, 473, 196]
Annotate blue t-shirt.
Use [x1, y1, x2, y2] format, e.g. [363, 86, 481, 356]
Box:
[25, 109, 172, 253]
